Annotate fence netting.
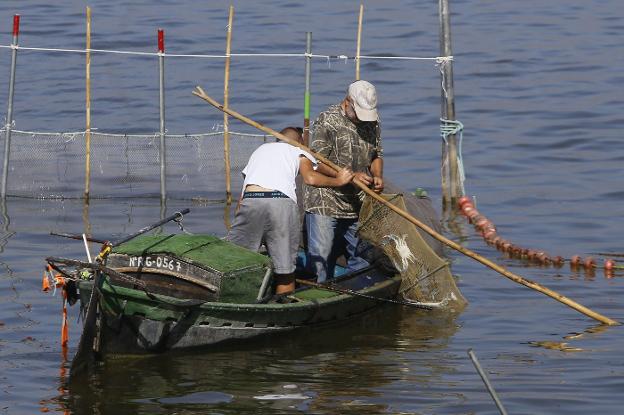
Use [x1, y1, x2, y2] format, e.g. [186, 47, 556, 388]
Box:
[0, 129, 270, 200]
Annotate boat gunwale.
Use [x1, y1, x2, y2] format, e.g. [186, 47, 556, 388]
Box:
[83, 273, 403, 312]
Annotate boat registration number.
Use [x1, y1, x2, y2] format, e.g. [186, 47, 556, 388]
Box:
[127, 255, 182, 272]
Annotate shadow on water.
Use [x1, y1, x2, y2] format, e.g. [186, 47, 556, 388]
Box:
[53, 307, 459, 414]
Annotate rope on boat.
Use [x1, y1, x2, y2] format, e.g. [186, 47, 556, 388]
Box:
[295, 278, 436, 310]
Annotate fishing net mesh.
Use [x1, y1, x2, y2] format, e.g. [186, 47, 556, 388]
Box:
[358, 194, 467, 311]
[0, 129, 269, 200]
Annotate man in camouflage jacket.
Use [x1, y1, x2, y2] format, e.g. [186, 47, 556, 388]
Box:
[303, 80, 384, 282]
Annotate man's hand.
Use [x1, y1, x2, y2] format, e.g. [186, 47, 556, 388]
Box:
[353, 172, 373, 186]
[372, 176, 384, 193]
[336, 167, 354, 186]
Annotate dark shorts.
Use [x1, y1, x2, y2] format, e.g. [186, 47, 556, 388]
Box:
[227, 197, 299, 274]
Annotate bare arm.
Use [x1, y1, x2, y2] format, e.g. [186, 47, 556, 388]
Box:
[370, 157, 384, 193]
[315, 161, 338, 178]
[299, 157, 353, 188]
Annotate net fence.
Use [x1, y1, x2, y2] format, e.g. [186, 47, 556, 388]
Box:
[358, 193, 467, 311]
[0, 129, 270, 200]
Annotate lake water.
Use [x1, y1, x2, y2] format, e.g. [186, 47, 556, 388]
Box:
[1, 1, 623, 414]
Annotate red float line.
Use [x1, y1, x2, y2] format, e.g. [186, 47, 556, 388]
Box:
[457, 196, 618, 274]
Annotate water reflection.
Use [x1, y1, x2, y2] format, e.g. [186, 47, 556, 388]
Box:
[529, 323, 611, 353]
[0, 197, 15, 256]
[58, 307, 459, 414]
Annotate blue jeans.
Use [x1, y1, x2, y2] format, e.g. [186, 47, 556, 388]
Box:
[305, 212, 370, 283]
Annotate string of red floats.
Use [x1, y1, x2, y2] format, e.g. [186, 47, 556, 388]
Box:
[457, 196, 618, 276]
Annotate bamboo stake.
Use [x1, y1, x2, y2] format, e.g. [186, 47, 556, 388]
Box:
[355, 3, 364, 81]
[223, 5, 234, 205]
[84, 7, 92, 200]
[192, 86, 619, 327]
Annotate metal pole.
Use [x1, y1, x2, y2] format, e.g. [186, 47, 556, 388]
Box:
[439, 0, 461, 208]
[158, 28, 166, 202]
[223, 5, 234, 205]
[1, 15, 20, 199]
[467, 349, 509, 415]
[84, 7, 92, 201]
[303, 32, 312, 146]
[355, 3, 364, 80]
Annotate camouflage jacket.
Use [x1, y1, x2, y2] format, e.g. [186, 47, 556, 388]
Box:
[303, 104, 382, 218]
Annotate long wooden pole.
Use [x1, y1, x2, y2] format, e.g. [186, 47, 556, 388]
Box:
[355, 3, 364, 81]
[84, 7, 92, 201]
[192, 86, 619, 326]
[223, 5, 234, 205]
[439, 0, 461, 208]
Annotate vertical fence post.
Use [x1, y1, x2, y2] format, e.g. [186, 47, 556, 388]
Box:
[223, 5, 234, 205]
[1, 15, 20, 199]
[355, 4, 364, 81]
[439, 0, 461, 208]
[158, 28, 166, 202]
[84, 7, 92, 201]
[303, 32, 312, 146]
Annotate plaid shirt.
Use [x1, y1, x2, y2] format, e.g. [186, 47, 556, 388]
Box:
[303, 104, 382, 218]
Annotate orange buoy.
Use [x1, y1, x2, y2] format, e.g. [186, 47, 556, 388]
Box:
[553, 256, 564, 267]
[483, 229, 497, 240]
[458, 196, 473, 209]
[462, 205, 476, 217]
[475, 217, 489, 229]
[570, 255, 581, 268]
[583, 257, 595, 269]
[604, 259, 615, 270]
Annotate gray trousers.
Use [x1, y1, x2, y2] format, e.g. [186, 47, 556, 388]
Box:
[227, 197, 299, 274]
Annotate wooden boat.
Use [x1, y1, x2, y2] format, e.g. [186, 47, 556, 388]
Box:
[45, 190, 461, 376]
[47, 232, 412, 359]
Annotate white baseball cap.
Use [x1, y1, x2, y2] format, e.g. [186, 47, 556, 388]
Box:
[348, 80, 378, 121]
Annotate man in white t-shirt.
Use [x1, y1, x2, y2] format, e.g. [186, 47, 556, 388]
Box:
[227, 127, 353, 299]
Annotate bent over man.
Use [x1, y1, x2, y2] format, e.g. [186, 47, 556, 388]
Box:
[227, 127, 354, 297]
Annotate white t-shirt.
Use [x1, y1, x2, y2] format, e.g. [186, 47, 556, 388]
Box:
[241, 142, 317, 203]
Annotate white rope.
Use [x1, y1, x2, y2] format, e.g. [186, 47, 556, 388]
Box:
[0, 128, 269, 139]
[0, 44, 452, 63]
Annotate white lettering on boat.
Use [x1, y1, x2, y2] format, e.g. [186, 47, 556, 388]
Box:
[127, 255, 181, 272]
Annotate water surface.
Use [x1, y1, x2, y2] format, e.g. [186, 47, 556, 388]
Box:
[0, 1, 623, 414]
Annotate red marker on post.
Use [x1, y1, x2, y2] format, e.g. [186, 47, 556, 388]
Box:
[13, 14, 20, 38]
[158, 28, 164, 53]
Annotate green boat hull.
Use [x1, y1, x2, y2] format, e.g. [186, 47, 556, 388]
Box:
[78, 269, 401, 354]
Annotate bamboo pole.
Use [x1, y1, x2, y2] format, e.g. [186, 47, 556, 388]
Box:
[303, 32, 312, 146]
[439, 0, 461, 208]
[223, 5, 234, 205]
[1, 15, 20, 199]
[84, 7, 92, 201]
[192, 86, 619, 327]
[355, 3, 364, 81]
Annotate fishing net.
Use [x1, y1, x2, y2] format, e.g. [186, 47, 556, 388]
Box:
[358, 193, 467, 312]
